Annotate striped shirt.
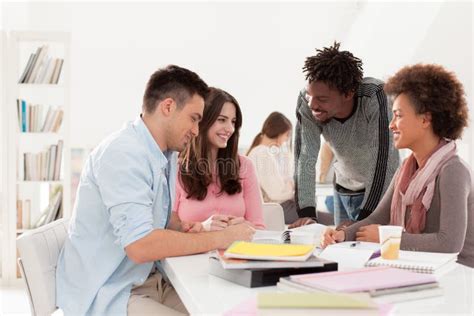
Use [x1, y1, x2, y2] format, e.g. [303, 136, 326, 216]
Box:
[294, 77, 400, 220]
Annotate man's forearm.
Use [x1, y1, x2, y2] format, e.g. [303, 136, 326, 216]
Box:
[126, 229, 226, 263]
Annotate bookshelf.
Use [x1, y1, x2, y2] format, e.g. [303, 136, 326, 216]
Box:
[0, 30, 6, 283]
[1, 31, 70, 284]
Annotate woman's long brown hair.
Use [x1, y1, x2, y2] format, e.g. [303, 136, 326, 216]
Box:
[179, 87, 243, 200]
[246, 112, 292, 155]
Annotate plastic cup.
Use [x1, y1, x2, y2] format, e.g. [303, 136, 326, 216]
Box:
[379, 225, 403, 260]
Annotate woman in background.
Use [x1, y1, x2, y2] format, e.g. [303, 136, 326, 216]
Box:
[322, 64, 473, 268]
[247, 112, 298, 224]
[174, 87, 265, 231]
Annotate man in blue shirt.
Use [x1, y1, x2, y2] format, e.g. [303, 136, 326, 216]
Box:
[56, 65, 255, 315]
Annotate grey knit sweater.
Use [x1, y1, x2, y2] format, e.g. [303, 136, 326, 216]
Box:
[294, 77, 400, 219]
[344, 155, 474, 268]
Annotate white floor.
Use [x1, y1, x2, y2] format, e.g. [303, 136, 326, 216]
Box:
[0, 284, 31, 316]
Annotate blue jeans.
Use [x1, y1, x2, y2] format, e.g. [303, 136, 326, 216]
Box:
[333, 190, 364, 226]
[324, 196, 334, 214]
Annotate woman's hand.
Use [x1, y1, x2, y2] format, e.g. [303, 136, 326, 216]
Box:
[320, 228, 345, 248]
[288, 217, 316, 229]
[201, 214, 232, 231]
[355, 224, 380, 242]
[227, 216, 261, 230]
[181, 221, 203, 233]
[227, 216, 245, 226]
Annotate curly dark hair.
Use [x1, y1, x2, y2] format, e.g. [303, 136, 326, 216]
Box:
[384, 64, 468, 140]
[179, 87, 243, 200]
[143, 64, 209, 113]
[303, 42, 363, 95]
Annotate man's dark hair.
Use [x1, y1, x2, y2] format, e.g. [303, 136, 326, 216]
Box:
[303, 42, 363, 95]
[143, 65, 209, 113]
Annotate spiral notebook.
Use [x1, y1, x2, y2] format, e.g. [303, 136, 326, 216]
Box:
[365, 250, 457, 274]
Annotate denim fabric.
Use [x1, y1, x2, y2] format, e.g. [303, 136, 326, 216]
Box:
[333, 190, 364, 226]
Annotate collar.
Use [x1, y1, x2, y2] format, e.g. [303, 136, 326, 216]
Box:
[132, 116, 173, 169]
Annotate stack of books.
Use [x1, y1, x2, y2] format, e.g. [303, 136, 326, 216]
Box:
[23, 140, 63, 181]
[18, 45, 64, 84]
[276, 266, 443, 303]
[17, 99, 64, 133]
[209, 241, 337, 287]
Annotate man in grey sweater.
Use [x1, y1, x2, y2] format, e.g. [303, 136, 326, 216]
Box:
[292, 42, 400, 227]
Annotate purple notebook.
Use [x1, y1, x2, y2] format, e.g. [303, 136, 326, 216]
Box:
[290, 266, 436, 293]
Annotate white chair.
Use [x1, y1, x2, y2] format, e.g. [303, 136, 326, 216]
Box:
[262, 203, 285, 231]
[17, 218, 69, 316]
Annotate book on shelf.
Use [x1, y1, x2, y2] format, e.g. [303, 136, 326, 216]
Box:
[22, 140, 63, 181]
[48, 145, 57, 180]
[41, 57, 56, 84]
[51, 110, 64, 132]
[16, 99, 64, 133]
[53, 140, 63, 180]
[18, 44, 64, 84]
[16, 200, 23, 229]
[27, 45, 49, 84]
[18, 52, 35, 84]
[36, 56, 51, 83]
[22, 199, 31, 229]
[20, 46, 41, 83]
[41, 106, 53, 132]
[211, 249, 326, 270]
[50, 58, 64, 84]
[34, 189, 62, 228]
[365, 250, 458, 274]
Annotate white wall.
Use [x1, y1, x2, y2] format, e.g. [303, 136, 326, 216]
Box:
[1, 1, 473, 156]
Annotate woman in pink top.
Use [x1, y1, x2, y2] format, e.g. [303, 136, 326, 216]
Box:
[174, 87, 265, 231]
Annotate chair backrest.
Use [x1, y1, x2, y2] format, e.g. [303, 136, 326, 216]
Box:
[262, 203, 285, 231]
[16, 218, 69, 316]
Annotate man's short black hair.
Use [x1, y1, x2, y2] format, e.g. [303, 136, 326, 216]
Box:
[303, 42, 363, 95]
[143, 65, 209, 113]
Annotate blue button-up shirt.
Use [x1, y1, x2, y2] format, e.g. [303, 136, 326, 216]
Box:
[56, 117, 177, 315]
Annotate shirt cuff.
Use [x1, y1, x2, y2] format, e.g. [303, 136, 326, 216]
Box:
[109, 203, 154, 249]
[297, 206, 316, 218]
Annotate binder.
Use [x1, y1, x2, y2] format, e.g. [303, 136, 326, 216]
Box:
[208, 257, 337, 288]
[365, 251, 457, 274]
[289, 266, 437, 293]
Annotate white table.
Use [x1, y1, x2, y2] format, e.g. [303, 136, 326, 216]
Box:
[162, 253, 474, 315]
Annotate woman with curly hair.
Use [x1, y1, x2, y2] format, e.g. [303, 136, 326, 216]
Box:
[322, 64, 473, 268]
[173, 87, 265, 231]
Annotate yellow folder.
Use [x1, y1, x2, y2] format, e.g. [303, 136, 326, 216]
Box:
[257, 292, 376, 309]
[224, 241, 315, 261]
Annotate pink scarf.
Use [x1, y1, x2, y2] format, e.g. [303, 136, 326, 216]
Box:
[390, 140, 456, 233]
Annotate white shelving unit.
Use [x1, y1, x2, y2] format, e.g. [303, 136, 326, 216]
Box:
[1, 31, 70, 284]
[0, 30, 7, 283]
